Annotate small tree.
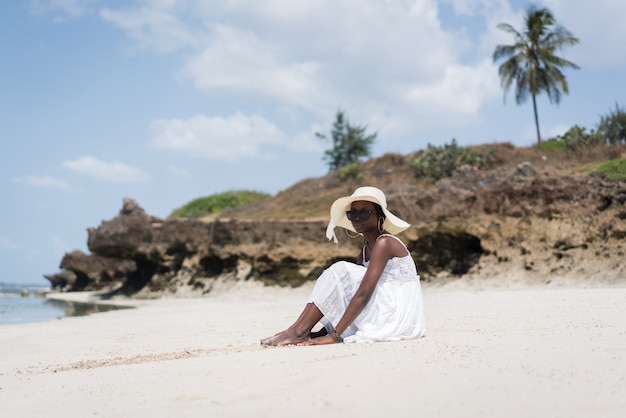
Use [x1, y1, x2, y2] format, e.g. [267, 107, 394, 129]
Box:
[597, 103, 626, 144]
[316, 110, 377, 172]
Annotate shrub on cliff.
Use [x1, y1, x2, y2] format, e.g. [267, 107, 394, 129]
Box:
[338, 162, 363, 180]
[169, 190, 271, 218]
[539, 125, 603, 151]
[411, 139, 496, 181]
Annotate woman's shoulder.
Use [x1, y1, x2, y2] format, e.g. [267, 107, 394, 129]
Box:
[375, 234, 405, 246]
[375, 234, 409, 256]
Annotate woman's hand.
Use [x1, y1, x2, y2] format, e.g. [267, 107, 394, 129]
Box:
[301, 334, 338, 346]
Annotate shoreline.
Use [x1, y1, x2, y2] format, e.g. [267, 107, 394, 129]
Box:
[3, 273, 624, 328]
[45, 290, 141, 308]
[2, 280, 625, 417]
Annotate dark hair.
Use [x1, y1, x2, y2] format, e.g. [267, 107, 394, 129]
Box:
[374, 203, 385, 219]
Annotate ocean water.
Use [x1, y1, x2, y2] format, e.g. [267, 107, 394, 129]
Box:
[0, 282, 66, 325]
[0, 282, 130, 326]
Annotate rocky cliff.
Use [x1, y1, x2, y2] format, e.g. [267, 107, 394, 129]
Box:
[45, 199, 351, 297]
[45, 146, 626, 296]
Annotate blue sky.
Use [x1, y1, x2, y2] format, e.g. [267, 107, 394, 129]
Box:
[1, 0, 625, 285]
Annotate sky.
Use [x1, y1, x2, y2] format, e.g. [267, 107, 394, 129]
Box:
[1, 0, 625, 285]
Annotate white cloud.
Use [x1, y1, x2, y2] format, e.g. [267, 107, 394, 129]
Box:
[99, 1, 496, 142]
[62, 156, 150, 183]
[177, 24, 329, 112]
[173, 1, 463, 111]
[404, 58, 500, 121]
[151, 113, 292, 161]
[0, 237, 19, 251]
[99, 1, 204, 53]
[13, 175, 71, 190]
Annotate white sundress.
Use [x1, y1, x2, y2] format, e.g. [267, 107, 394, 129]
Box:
[308, 234, 426, 343]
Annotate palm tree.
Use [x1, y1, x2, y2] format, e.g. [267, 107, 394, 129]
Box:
[493, 6, 579, 143]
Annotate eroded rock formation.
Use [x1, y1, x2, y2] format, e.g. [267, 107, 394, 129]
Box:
[45, 198, 357, 296]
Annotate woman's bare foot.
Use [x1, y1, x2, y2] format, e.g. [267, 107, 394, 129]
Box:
[261, 329, 310, 346]
[260, 331, 283, 346]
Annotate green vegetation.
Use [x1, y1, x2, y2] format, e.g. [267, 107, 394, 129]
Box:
[169, 190, 271, 218]
[493, 6, 579, 143]
[411, 139, 496, 181]
[537, 103, 626, 152]
[338, 162, 363, 181]
[597, 103, 626, 144]
[316, 110, 377, 173]
[591, 158, 626, 181]
[538, 125, 603, 151]
[535, 138, 566, 152]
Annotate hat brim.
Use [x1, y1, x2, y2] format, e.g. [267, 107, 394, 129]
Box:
[329, 193, 410, 236]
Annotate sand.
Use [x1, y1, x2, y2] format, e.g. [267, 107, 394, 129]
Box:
[1, 280, 625, 418]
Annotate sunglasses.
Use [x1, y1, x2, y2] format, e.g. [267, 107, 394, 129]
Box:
[346, 209, 375, 221]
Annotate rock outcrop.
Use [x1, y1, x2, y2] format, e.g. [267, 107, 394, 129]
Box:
[45, 160, 626, 296]
[406, 162, 626, 284]
[45, 198, 358, 297]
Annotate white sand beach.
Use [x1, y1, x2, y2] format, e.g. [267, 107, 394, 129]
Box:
[1, 281, 625, 418]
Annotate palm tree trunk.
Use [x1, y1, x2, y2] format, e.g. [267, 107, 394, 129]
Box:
[532, 94, 541, 143]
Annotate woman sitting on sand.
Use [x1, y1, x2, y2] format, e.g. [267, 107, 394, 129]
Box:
[261, 186, 425, 346]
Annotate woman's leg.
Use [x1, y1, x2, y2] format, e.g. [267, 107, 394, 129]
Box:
[260, 303, 324, 346]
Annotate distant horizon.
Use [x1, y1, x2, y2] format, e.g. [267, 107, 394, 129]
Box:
[0, 281, 51, 288]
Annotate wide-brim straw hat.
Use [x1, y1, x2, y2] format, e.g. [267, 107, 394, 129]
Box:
[326, 186, 411, 243]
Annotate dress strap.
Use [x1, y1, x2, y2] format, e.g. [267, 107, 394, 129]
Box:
[376, 234, 410, 256]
